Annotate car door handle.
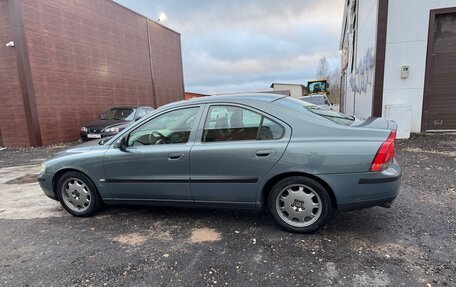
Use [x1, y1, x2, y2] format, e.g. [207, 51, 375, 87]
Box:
[255, 150, 273, 157]
[168, 152, 184, 160]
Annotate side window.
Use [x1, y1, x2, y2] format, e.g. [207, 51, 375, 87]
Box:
[128, 107, 199, 146]
[259, 118, 284, 140]
[202, 105, 284, 142]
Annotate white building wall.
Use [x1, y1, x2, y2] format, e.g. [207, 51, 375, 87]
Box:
[342, 0, 378, 118]
[352, 0, 378, 118]
[272, 84, 304, 98]
[383, 0, 456, 133]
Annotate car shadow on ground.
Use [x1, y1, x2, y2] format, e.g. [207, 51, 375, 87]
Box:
[92, 203, 392, 236]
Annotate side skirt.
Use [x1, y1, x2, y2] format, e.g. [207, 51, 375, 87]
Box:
[103, 198, 257, 210]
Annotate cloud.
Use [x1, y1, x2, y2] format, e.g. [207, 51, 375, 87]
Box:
[114, 0, 344, 93]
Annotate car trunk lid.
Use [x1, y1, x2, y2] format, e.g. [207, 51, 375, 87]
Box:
[350, 117, 397, 131]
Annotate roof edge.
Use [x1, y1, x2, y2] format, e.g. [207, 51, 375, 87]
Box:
[108, 0, 181, 35]
[271, 82, 306, 88]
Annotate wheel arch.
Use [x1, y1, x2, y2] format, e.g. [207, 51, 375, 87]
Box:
[261, 172, 337, 209]
[52, 168, 98, 199]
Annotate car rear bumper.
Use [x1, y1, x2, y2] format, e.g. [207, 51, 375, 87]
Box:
[318, 159, 401, 211]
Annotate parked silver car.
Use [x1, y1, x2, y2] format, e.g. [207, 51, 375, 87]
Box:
[38, 93, 401, 233]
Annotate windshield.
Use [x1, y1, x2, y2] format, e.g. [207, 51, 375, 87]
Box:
[308, 81, 327, 93]
[277, 97, 354, 126]
[101, 108, 135, 121]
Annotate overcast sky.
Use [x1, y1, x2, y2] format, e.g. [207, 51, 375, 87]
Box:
[114, 0, 344, 94]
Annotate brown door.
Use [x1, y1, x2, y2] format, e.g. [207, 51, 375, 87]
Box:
[426, 12, 456, 130]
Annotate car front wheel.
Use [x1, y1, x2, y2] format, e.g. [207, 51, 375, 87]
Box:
[268, 176, 331, 233]
[57, 171, 101, 217]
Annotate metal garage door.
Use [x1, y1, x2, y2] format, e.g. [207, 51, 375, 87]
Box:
[426, 12, 456, 130]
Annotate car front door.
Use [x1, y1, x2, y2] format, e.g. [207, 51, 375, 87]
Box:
[190, 104, 291, 208]
[102, 106, 202, 202]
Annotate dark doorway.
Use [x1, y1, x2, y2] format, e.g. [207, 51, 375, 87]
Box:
[423, 9, 456, 131]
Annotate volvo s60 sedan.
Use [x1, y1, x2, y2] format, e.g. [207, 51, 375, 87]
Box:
[38, 94, 401, 233]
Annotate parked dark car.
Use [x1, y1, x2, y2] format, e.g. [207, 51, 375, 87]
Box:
[39, 94, 401, 233]
[80, 106, 154, 141]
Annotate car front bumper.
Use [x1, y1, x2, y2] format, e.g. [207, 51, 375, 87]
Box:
[37, 173, 58, 201]
[319, 159, 402, 211]
[80, 131, 118, 141]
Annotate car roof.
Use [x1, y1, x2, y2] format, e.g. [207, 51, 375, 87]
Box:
[110, 106, 152, 110]
[162, 93, 288, 109]
[192, 93, 286, 103]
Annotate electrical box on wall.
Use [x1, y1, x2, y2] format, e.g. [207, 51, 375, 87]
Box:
[401, 66, 409, 79]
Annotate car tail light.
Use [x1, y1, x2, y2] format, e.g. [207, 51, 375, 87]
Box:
[370, 130, 396, 172]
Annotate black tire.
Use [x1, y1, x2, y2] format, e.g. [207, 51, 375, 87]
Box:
[57, 171, 102, 217]
[268, 176, 331, 233]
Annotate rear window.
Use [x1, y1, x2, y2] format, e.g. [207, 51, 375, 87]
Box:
[300, 95, 325, 105]
[277, 97, 354, 126]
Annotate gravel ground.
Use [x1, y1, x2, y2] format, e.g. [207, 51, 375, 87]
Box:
[0, 142, 77, 168]
[0, 134, 455, 286]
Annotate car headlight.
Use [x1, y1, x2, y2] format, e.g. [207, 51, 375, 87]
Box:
[39, 163, 46, 175]
[104, 127, 120, 133]
[81, 127, 88, 132]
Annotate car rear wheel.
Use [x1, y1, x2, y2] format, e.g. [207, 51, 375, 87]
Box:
[268, 176, 331, 233]
[57, 171, 101, 217]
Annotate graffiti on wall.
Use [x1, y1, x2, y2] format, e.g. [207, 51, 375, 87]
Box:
[349, 47, 375, 94]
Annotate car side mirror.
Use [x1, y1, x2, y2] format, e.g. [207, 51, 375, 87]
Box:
[99, 113, 103, 119]
[114, 136, 128, 151]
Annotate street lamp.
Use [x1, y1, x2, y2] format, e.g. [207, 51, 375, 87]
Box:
[158, 12, 167, 22]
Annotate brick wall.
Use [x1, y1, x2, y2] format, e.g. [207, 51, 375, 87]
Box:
[20, 0, 157, 145]
[1, 0, 184, 146]
[0, 0, 30, 147]
[148, 21, 185, 107]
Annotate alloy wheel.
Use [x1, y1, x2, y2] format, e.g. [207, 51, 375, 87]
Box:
[275, 184, 322, 228]
[61, 178, 92, 212]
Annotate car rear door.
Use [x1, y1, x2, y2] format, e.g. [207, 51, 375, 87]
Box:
[189, 104, 291, 208]
[102, 106, 203, 202]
